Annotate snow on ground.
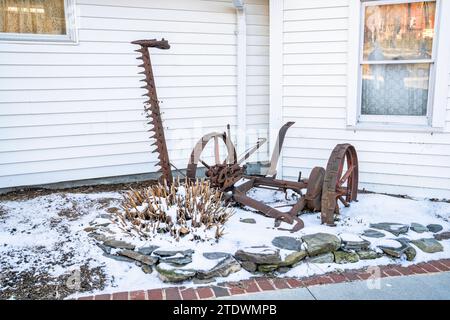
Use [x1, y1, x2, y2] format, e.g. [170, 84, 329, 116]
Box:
[0, 187, 449, 299]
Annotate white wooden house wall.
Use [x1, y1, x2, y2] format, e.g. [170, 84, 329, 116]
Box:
[246, 0, 269, 161]
[277, 0, 450, 199]
[0, 0, 270, 189]
[2, 0, 449, 199]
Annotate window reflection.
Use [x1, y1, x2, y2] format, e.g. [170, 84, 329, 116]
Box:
[363, 1, 436, 61]
[0, 0, 66, 35]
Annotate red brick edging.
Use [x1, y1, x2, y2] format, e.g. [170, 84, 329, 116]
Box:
[78, 259, 450, 300]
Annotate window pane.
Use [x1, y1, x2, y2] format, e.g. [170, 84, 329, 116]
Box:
[361, 63, 429, 116]
[0, 0, 66, 35]
[363, 1, 436, 61]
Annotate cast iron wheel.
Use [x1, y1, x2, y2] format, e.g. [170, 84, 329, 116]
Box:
[186, 132, 240, 189]
[321, 143, 359, 225]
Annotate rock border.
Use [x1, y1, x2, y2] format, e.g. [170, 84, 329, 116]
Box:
[78, 259, 450, 300]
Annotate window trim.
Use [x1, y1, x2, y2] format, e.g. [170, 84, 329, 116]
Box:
[347, 0, 450, 131]
[0, 0, 78, 43]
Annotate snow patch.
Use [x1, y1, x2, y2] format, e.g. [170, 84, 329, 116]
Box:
[1, 190, 449, 299]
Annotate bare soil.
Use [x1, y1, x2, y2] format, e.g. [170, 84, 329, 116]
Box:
[0, 181, 157, 300]
[0, 180, 158, 202]
[0, 264, 106, 300]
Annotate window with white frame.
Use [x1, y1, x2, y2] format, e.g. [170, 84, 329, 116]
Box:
[0, 0, 77, 42]
[359, 0, 438, 126]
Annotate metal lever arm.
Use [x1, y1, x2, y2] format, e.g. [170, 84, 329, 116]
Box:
[266, 121, 295, 177]
[131, 38, 170, 50]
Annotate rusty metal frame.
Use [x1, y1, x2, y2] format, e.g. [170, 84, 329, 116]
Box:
[130, 38, 359, 231]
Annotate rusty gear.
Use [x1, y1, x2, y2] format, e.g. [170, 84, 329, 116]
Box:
[206, 164, 245, 190]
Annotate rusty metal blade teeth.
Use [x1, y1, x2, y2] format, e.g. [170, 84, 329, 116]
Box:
[133, 38, 173, 184]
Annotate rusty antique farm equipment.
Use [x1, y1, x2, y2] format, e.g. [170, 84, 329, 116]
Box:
[132, 38, 359, 231]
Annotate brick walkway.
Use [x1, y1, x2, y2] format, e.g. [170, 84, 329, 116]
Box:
[78, 259, 450, 300]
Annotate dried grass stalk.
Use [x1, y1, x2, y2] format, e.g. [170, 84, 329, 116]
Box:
[115, 178, 233, 241]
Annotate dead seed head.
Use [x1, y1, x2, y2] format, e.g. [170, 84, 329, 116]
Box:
[115, 179, 233, 240]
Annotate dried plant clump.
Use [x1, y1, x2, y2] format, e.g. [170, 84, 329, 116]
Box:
[115, 178, 233, 241]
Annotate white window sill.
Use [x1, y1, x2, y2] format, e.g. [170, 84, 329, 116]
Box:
[0, 32, 78, 44]
[347, 122, 445, 133]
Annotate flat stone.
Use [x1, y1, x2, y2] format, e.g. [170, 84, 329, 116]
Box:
[156, 263, 196, 283]
[357, 250, 380, 260]
[404, 246, 417, 261]
[160, 255, 192, 266]
[90, 218, 111, 226]
[96, 222, 111, 227]
[362, 229, 385, 238]
[434, 231, 450, 241]
[277, 267, 291, 274]
[197, 256, 241, 279]
[137, 245, 159, 255]
[239, 218, 256, 224]
[193, 278, 216, 285]
[395, 238, 416, 261]
[240, 261, 257, 273]
[258, 265, 278, 273]
[96, 243, 112, 254]
[340, 234, 370, 251]
[153, 249, 194, 257]
[118, 250, 158, 265]
[370, 223, 409, 236]
[411, 238, 444, 253]
[427, 224, 443, 233]
[411, 223, 428, 233]
[84, 227, 97, 233]
[396, 237, 411, 244]
[271, 236, 303, 251]
[308, 252, 334, 264]
[89, 233, 108, 242]
[279, 251, 307, 267]
[103, 239, 136, 250]
[203, 252, 231, 260]
[141, 265, 153, 274]
[378, 240, 416, 261]
[234, 247, 282, 264]
[102, 253, 135, 263]
[334, 251, 359, 264]
[301, 233, 341, 256]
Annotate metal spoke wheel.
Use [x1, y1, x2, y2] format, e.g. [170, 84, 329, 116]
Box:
[321, 143, 359, 226]
[186, 132, 241, 190]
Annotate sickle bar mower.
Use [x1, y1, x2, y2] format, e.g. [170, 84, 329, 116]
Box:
[132, 38, 359, 231]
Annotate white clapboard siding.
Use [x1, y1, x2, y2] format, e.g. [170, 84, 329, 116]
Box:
[0, 0, 269, 189]
[246, 0, 269, 161]
[281, 0, 450, 199]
